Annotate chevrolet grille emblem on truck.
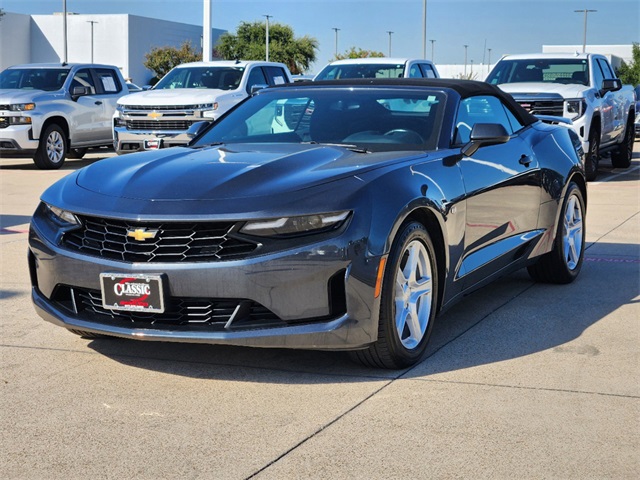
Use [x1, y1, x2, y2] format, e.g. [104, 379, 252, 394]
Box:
[126, 228, 159, 241]
[148, 112, 162, 119]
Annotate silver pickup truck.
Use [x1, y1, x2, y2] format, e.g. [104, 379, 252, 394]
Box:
[0, 63, 127, 169]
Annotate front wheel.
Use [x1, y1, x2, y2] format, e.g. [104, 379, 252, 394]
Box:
[585, 129, 600, 181]
[528, 182, 585, 284]
[351, 222, 438, 369]
[33, 124, 67, 169]
[611, 117, 633, 169]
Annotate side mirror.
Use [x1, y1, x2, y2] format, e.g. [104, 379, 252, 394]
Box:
[461, 123, 510, 157]
[250, 83, 269, 95]
[71, 86, 91, 99]
[186, 121, 210, 143]
[601, 78, 622, 94]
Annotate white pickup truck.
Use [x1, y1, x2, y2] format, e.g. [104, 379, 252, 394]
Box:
[0, 63, 127, 169]
[487, 53, 635, 180]
[113, 60, 293, 154]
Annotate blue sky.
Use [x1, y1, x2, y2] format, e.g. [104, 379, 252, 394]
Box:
[2, 0, 638, 72]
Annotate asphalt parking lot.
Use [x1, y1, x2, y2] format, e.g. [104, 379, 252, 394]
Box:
[1, 145, 639, 479]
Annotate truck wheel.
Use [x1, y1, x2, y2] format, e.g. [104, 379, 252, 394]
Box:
[34, 124, 67, 170]
[67, 147, 88, 159]
[585, 128, 599, 181]
[611, 117, 633, 169]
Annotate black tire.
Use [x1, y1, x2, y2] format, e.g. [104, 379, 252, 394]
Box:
[34, 124, 67, 169]
[611, 117, 633, 169]
[351, 222, 438, 369]
[584, 128, 599, 181]
[528, 182, 585, 284]
[67, 147, 88, 159]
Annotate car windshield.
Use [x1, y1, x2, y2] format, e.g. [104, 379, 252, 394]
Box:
[154, 66, 244, 90]
[0, 68, 70, 91]
[315, 64, 406, 80]
[486, 59, 590, 86]
[193, 87, 445, 152]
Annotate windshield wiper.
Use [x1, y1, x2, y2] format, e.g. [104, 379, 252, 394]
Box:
[302, 141, 371, 154]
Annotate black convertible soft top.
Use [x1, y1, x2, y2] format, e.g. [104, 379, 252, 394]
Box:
[277, 78, 539, 127]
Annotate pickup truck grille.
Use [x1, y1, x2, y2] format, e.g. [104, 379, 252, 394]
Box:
[516, 100, 564, 116]
[62, 215, 260, 263]
[126, 120, 193, 131]
[121, 104, 200, 111]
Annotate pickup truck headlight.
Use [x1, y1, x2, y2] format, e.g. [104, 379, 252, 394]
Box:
[565, 99, 586, 120]
[10, 103, 36, 111]
[240, 211, 351, 237]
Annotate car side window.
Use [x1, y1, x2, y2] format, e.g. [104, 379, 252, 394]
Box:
[419, 64, 437, 78]
[408, 64, 422, 78]
[596, 58, 614, 79]
[454, 95, 514, 145]
[591, 61, 605, 89]
[264, 66, 288, 86]
[70, 69, 96, 94]
[93, 68, 122, 94]
[245, 67, 268, 94]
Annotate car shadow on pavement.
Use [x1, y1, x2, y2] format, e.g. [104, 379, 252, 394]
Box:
[86, 242, 639, 382]
[0, 214, 32, 230]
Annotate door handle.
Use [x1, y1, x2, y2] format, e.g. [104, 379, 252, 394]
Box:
[519, 154, 532, 167]
[94, 101, 103, 105]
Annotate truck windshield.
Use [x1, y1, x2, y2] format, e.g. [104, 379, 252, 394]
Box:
[154, 67, 244, 90]
[487, 59, 590, 86]
[315, 64, 405, 80]
[0, 68, 70, 91]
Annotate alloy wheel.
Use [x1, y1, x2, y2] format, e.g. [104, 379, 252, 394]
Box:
[563, 194, 584, 270]
[46, 130, 65, 165]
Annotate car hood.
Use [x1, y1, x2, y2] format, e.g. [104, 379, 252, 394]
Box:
[75, 144, 420, 201]
[116, 88, 234, 106]
[0, 89, 50, 103]
[498, 82, 586, 98]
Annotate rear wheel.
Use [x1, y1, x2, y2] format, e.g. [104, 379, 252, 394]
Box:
[351, 222, 438, 369]
[611, 117, 633, 168]
[528, 182, 585, 284]
[585, 128, 600, 181]
[34, 124, 67, 169]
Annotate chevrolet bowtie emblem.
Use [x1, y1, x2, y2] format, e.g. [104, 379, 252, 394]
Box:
[127, 228, 159, 241]
[148, 111, 162, 119]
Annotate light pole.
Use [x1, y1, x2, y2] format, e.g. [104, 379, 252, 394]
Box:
[332, 27, 340, 58]
[387, 31, 394, 57]
[463, 44, 468, 76]
[574, 9, 597, 53]
[203, 0, 212, 61]
[487, 48, 492, 74]
[422, 0, 427, 59]
[429, 39, 436, 63]
[62, 0, 67, 63]
[263, 15, 272, 61]
[86, 20, 98, 63]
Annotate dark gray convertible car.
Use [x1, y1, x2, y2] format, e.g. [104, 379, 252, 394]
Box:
[29, 79, 586, 368]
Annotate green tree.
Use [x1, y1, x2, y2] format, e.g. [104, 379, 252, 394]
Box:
[332, 47, 385, 61]
[215, 21, 318, 74]
[143, 41, 201, 82]
[616, 43, 640, 85]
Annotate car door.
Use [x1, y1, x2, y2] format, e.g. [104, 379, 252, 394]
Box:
[67, 68, 103, 144]
[455, 95, 541, 288]
[596, 58, 624, 144]
[90, 68, 125, 143]
[591, 58, 616, 145]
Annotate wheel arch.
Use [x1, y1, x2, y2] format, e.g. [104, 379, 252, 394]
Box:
[41, 116, 70, 145]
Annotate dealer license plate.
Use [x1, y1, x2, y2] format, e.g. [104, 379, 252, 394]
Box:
[100, 273, 165, 313]
[144, 138, 162, 150]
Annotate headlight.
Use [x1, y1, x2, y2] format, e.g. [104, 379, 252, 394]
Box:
[43, 203, 80, 227]
[565, 99, 586, 120]
[10, 103, 35, 111]
[8, 116, 32, 124]
[240, 211, 351, 237]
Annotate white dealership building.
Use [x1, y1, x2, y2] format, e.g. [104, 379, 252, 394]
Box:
[0, 12, 225, 85]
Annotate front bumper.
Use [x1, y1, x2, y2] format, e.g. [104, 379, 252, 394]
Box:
[113, 126, 197, 154]
[28, 216, 380, 350]
[0, 124, 39, 153]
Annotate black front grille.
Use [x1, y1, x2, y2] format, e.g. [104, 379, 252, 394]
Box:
[54, 286, 282, 329]
[0, 104, 10, 111]
[0, 118, 8, 129]
[517, 100, 564, 116]
[62, 216, 259, 263]
[126, 120, 192, 131]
